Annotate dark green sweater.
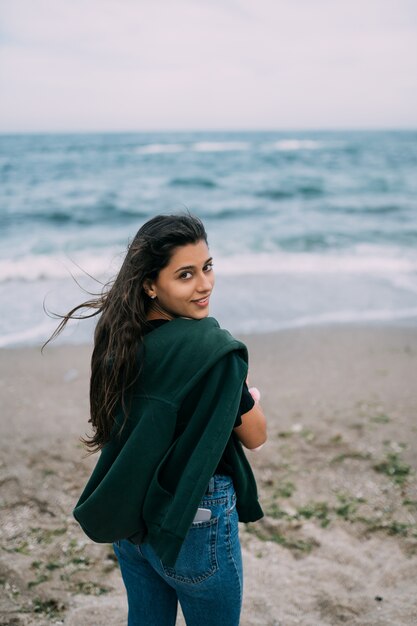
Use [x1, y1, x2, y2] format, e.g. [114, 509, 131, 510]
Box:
[73, 317, 264, 567]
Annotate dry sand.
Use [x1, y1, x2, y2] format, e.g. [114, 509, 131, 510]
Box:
[1, 324, 416, 625]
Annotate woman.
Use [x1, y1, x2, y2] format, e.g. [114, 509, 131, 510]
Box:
[47, 213, 267, 625]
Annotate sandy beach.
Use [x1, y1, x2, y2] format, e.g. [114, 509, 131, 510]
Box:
[1, 323, 416, 626]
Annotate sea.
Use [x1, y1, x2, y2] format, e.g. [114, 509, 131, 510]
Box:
[1, 130, 417, 347]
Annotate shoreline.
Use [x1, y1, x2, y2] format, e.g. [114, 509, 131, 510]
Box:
[1, 323, 416, 625]
[2, 316, 417, 351]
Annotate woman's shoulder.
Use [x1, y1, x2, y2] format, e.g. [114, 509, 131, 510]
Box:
[137, 317, 248, 400]
[143, 316, 247, 368]
[168, 316, 242, 348]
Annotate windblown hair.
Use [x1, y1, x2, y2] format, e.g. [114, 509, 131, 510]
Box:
[43, 213, 207, 452]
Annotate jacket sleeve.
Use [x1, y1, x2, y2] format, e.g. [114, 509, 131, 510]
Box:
[73, 396, 178, 544]
[144, 350, 248, 566]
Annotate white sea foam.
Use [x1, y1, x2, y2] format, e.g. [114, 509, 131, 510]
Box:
[280, 307, 417, 329]
[136, 143, 186, 154]
[4, 304, 416, 348]
[136, 140, 320, 155]
[0, 252, 121, 283]
[2, 246, 417, 283]
[266, 139, 321, 151]
[384, 273, 417, 295]
[135, 141, 251, 155]
[230, 306, 417, 335]
[215, 248, 417, 276]
[0, 320, 57, 348]
[192, 142, 250, 152]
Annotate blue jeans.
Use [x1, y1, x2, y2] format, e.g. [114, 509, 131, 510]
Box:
[113, 474, 243, 626]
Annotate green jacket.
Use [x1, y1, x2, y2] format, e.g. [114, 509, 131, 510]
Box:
[73, 317, 263, 567]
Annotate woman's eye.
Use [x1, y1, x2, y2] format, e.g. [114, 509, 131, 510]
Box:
[179, 271, 192, 280]
[204, 263, 213, 272]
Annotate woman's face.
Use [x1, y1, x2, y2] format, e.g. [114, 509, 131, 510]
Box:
[145, 239, 215, 320]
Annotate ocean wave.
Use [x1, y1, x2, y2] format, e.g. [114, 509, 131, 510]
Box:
[117, 141, 251, 156]
[169, 177, 218, 189]
[215, 248, 417, 276]
[1, 161, 13, 173]
[118, 139, 318, 156]
[136, 143, 186, 155]
[0, 253, 121, 283]
[256, 185, 323, 200]
[256, 189, 294, 200]
[274, 306, 417, 330]
[2, 247, 417, 283]
[385, 273, 417, 295]
[3, 305, 417, 348]
[266, 140, 321, 152]
[200, 206, 269, 220]
[33, 210, 74, 224]
[331, 204, 403, 215]
[191, 142, 250, 152]
[5, 203, 149, 226]
[0, 321, 58, 349]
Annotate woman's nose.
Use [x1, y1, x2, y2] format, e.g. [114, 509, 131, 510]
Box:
[196, 272, 213, 292]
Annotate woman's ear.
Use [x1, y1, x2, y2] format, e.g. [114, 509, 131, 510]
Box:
[143, 279, 156, 299]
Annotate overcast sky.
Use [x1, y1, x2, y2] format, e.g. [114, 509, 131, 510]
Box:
[1, 0, 417, 132]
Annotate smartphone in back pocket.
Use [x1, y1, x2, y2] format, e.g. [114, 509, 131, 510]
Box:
[193, 507, 212, 523]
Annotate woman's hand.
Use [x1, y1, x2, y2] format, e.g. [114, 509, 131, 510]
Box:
[248, 386, 261, 403]
[234, 381, 267, 450]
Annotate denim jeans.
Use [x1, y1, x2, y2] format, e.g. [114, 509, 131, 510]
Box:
[113, 474, 243, 626]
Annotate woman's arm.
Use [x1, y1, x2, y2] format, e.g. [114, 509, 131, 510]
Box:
[233, 393, 267, 450]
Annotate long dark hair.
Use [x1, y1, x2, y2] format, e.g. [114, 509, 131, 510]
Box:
[43, 213, 208, 452]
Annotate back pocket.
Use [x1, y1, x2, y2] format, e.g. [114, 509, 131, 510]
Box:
[160, 515, 219, 584]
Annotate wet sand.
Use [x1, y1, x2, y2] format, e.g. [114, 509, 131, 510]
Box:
[1, 324, 416, 625]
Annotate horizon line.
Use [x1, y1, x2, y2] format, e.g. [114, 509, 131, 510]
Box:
[1, 126, 416, 136]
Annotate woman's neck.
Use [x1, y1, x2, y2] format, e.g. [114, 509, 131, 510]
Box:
[146, 302, 173, 321]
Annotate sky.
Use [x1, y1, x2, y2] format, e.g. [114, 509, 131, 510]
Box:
[1, 0, 417, 132]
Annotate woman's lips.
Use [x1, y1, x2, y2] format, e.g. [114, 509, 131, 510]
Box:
[192, 296, 210, 307]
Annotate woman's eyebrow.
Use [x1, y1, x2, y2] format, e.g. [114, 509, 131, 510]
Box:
[174, 257, 213, 274]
